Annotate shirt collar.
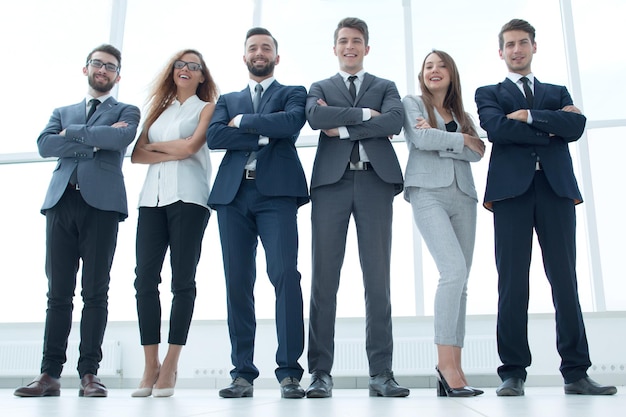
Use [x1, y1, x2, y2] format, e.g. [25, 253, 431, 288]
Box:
[85, 93, 111, 105]
[508, 72, 534, 86]
[339, 69, 366, 83]
[248, 77, 275, 95]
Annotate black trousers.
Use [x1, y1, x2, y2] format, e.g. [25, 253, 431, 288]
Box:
[42, 187, 119, 378]
[493, 170, 591, 384]
[134, 201, 210, 345]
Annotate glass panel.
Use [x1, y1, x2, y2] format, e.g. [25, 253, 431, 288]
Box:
[0, 0, 113, 154]
[571, 0, 626, 121]
[586, 127, 626, 310]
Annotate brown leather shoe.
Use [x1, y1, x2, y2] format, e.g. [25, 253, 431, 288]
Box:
[79, 374, 108, 397]
[14, 373, 61, 397]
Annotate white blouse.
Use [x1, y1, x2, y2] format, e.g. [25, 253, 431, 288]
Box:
[137, 95, 212, 209]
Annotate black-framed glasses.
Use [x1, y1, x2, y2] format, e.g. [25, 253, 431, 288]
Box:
[173, 60, 202, 71]
[87, 59, 119, 73]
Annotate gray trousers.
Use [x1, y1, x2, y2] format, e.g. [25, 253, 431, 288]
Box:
[407, 182, 477, 347]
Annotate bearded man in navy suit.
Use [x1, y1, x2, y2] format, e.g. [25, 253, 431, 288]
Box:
[475, 18, 616, 397]
[206, 27, 309, 399]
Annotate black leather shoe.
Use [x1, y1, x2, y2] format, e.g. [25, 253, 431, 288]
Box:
[14, 373, 61, 397]
[369, 370, 410, 397]
[79, 374, 107, 397]
[280, 377, 305, 399]
[219, 377, 254, 398]
[564, 376, 617, 395]
[496, 377, 524, 396]
[306, 370, 333, 398]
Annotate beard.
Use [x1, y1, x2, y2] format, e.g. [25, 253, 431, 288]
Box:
[88, 73, 116, 93]
[246, 59, 275, 78]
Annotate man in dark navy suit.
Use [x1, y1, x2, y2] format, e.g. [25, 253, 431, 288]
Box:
[206, 27, 309, 399]
[475, 18, 616, 397]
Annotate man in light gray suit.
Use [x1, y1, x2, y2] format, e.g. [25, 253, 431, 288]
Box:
[14, 44, 140, 398]
[305, 17, 408, 398]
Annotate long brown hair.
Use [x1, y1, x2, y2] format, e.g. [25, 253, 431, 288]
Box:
[418, 50, 477, 136]
[143, 49, 219, 131]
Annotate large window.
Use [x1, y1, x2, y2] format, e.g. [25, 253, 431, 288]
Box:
[1, 0, 624, 323]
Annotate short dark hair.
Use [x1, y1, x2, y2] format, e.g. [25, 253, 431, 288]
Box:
[499, 19, 536, 50]
[334, 17, 369, 46]
[86, 44, 122, 69]
[245, 27, 278, 51]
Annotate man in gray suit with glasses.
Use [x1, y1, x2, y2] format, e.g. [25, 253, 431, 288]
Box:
[14, 44, 140, 398]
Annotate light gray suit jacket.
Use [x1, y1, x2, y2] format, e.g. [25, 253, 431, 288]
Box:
[402, 95, 481, 201]
[306, 73, 404, 194]
[37, 97, 140, 220]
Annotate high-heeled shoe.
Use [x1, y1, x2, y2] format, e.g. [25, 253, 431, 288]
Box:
[467, 386, 484, 396]
[435, 366, 474, 397]
[152, 371, 177, 398]
[131, 386, 153, 397]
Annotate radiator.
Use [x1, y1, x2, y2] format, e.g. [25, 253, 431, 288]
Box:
[333, 336, 499, 375]
[0, 340, 122, 377]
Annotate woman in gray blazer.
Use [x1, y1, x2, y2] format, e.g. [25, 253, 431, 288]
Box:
[402, 50, 485, 397]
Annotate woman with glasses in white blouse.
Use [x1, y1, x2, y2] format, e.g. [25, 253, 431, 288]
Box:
[130, 49, 218, 398]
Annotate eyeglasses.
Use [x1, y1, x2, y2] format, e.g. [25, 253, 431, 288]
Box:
[173, 60, 202, 71]
[88, 59, 119, 73]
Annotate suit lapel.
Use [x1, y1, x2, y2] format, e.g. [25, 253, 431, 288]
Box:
[502, 78, 528, 109]
[356, 73, 374, 106]
[88, 97, 117, 124]
[258, 81, 280, 113]
[331, 74, 353, 105]
[532, 78, 545, 109]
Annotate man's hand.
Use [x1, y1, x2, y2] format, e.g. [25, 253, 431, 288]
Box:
[322, 128, 340, 137]
[561, 105, 582, 114]
[506, 109, 528, 122]
[111, 121, 129, 128]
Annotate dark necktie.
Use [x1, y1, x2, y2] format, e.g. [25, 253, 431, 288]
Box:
[347, 76, 360, 163]
[520, 76, 534, 108]
[253, 83, 263, 113]
[348, 75, 357, 101]
[87, 98, 100, 121]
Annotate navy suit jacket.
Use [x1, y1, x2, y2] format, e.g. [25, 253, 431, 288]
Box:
[37, 97, 140, 220]
[475, 78, 586, 210]
[207, 81, 309, 207]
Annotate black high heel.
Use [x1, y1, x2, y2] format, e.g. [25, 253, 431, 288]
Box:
[435, 366, 475, 397]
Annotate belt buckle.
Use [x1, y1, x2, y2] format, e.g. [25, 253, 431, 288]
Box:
[349, 161, 367, 170]
[245, 170, 256, 180]
[69, 183, 80, 190]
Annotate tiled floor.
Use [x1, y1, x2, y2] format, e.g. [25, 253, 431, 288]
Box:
[3, 387, 624, 417]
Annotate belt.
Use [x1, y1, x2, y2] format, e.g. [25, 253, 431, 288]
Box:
[67, 182, 80, 191]
[244, 169, 256, 180]
[348, 161, 370, 171]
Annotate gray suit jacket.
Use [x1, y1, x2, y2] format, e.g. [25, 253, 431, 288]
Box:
[37, 97, 140, 220]
[402, 95, 481, 201]
[306, 73, 404, 193]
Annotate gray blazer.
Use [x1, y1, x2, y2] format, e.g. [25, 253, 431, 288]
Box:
[306, 73, 404, 193]
[402, 95, 481, 201]
[37, 97, 140, 220]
